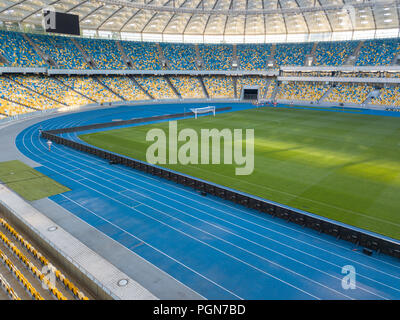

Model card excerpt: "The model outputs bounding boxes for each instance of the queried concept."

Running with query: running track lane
[15,103,400,300]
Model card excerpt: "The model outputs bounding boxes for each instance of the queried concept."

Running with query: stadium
[0,0,399,302]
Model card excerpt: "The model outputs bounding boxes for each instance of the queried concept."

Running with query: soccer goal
[190,106,216,119]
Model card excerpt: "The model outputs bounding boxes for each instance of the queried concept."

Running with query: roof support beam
[96,6,124,30]
[92,0,399,16]
[20,0,61,23]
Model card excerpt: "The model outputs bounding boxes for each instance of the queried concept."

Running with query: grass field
[0,160,70,201]
[79,107,400,240]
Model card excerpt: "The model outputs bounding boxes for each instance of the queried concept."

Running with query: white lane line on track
[42,117,400,295]
[26,122,322,300]
[24,111,396,298]
[25,125,242,300]
[48,116,400,285]
[62,121,400,274]
[54,126,400,289]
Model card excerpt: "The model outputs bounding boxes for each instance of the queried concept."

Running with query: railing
[3,65,400,75]
[0,218,88,300]
[0,199,119,300]
[0,272,20,300]
[278,76,400,84]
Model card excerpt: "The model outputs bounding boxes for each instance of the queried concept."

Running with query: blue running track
[16,102,400,300]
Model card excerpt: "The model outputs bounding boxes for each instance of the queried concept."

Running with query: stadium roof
[0,0,399,43]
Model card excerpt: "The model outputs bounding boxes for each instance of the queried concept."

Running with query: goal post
[190,106,216,119]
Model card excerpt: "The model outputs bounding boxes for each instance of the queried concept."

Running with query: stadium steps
[232,44,238,69]
[363,88,380,104]
[198,76,209,98]
[156,43,170,69]
[164,76,181,99]
[267,44,276,67]
[23,34,57,68]
[130,76,154,100]
[318,85,334,102]
[0,95,40,112]
[8,75,68,107]
[116,40,134,69]
[263,79,272,100]
[0,53,10,66]
[55,77,98,104]
[390,53,400,65]
[194,44,205,70]
[271,81,281,101]
[94,76,125,101]
[233,77,238,99]
[305,42,318,66]
[344,40,364,65]
[270,44,276,57]
[71,38,97,69]
[311,42,318,55]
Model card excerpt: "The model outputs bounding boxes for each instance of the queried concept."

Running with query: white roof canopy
[0,0,399,42]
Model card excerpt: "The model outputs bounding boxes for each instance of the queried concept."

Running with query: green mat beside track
[0,160,70,201]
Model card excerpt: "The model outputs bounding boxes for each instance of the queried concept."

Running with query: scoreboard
[43,11,80,36]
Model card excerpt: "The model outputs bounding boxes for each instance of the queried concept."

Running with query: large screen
[243,89,259,100]
[43,11,80,36]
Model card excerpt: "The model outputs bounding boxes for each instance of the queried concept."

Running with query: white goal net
[190,106,216,119]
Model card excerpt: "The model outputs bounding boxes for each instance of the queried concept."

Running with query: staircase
[95,77,125,101]
[1,96,40,111]
[6,75,67,106]
[266,44,276,68]
[344,41,364,66]
[311,42,318,56]
[22,34,58,68]
[232,44,238,69]
[198,76,209,98]
[271,81,281,101]
[156,43,170,69]
[363,88,381,104]
[54,77,97,104]
[0,53,10,66]
[263,79,272,100]
[305,42,318,66]
[194,44,205,70]
[71,38,97,69]
[233,77,238,99]
[390,54,400,65]
[129,76,154,100]
[164,76,181,99]
[116,40,133,69]
[318,85,333,103]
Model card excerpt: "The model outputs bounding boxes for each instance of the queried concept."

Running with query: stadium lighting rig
[92,0,399,16]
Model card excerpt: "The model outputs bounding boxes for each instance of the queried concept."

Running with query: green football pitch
[79,107,400,240]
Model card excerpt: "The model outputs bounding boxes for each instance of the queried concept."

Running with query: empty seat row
[0,218,88,300]
[0,231,67,300]
[1,29,400,69]
[0,248,43,300]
